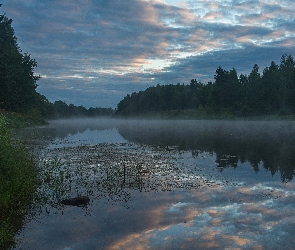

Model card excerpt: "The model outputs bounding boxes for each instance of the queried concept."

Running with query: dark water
[14,119,295,249]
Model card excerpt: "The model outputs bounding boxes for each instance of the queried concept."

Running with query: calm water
[14,118,295,249]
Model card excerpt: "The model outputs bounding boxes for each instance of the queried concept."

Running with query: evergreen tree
[261,61,279,113]
[279,54,295,113]
[212,67,239,111]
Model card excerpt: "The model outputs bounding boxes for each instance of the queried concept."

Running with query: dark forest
[116,55,295,118]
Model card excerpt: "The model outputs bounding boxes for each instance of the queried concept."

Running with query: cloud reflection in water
[14,119,295,249]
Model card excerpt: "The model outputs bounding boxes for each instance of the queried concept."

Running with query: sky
[1,0,295,108]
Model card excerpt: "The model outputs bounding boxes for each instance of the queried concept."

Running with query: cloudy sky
[1,0,295,108]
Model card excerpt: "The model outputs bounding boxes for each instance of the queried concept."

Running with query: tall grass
[0,115,38,248]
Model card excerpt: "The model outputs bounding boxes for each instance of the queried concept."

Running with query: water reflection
[14,118,126,148]
[14,118,295,249]
[16,119,295,182]
[118,120,295,182]
[35,142,229,215]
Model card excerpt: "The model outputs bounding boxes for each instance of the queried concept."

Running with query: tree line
[116,54,295,117]
[52,101,114,118]
[0,7,113,119]
[2,4,295,119]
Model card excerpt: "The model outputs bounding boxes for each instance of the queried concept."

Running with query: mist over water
[31,118,295,181]
[118,119,295,182]
[14,118,295,249]
[17,117,295,183]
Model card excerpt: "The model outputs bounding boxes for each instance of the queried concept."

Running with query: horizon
[1,0,295,108]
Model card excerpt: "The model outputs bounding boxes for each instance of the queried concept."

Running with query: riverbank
[0,113,41,249]
[0,110,48,128]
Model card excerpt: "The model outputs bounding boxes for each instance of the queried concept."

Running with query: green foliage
[0,110,48,128]
[25,108,49,126]
[0,217,14,248]
[0,115,38,247]
[116,55,295,118]
[0,6,53,116]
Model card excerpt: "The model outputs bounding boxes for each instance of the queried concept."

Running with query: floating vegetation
[34,142,242,214]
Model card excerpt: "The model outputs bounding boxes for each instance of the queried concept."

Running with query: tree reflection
[118,120,295,182]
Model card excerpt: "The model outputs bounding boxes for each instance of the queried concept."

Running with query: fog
[46,118,295,149]
[18,117,295,182]
[46,117,295,139]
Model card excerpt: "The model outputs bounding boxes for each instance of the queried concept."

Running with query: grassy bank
[0,114,39,248]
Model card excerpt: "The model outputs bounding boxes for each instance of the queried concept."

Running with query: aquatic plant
[33,141,235,216]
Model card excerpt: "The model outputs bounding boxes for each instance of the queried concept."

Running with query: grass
[0,114,39,248]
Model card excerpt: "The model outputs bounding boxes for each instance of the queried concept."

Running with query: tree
[247,64,264,114]
[115,54,295,118]
[261,61,279,113]
[279,54,295,113]
[0,5,44,113]
[212,67,239,111]
[53,101,69,117]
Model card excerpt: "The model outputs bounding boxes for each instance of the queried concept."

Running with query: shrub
[0,115,38,248]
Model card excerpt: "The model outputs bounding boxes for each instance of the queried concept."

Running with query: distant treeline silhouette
[2,5,295,119]
[52,100,114,118]
[1,8,113,118]
[116,54,295,117]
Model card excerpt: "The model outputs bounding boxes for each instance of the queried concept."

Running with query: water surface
[14,118,295,249]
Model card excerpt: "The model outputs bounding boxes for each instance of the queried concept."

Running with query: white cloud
[1,0,294,107]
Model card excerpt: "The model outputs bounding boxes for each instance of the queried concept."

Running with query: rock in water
[60,196,90,207]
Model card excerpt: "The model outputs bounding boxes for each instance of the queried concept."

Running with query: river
[13,118,295,249]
